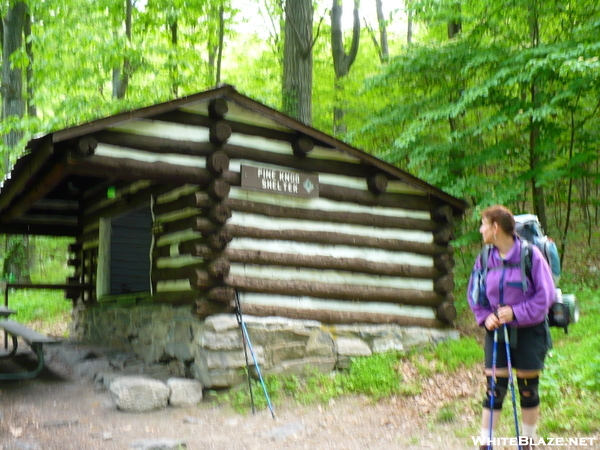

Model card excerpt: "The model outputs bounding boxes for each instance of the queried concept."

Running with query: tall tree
[112,0,133,99]
[283,0,314,125]
[364,0,389,63]
[1,0,27,165]
[526,0,548,230]
[331,0,360,136]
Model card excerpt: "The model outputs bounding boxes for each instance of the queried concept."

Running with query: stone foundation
[71,303,459,389]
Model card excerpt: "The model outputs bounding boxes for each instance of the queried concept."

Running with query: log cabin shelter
[0,84,468,330]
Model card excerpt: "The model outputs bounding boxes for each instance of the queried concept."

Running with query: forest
[1,0,599,289]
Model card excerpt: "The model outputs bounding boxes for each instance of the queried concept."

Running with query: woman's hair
[481,205,515,235]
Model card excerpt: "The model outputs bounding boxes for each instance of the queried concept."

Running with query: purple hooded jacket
[468,236,556,328]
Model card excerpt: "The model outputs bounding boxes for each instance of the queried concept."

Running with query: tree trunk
[24,11,36,117]
[1,0,27,161]
[528,0,548,230]
[375,0,388,61]
[207,2,225,86]
[447,1,464,178]
[283,0,313,125]
[170,19,179,97]
[112,0,132,99]
[331,0,360,136]
[216,3,224,85]
[406,0,413,44]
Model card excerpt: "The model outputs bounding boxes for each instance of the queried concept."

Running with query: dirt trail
[0,343,596,450]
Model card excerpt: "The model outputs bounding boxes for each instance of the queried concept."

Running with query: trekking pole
[234,290,276,419]
[234,294,256,414]
[488,328,498,450]
[503,324,522,450]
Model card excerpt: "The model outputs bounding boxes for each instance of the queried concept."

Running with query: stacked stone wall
[71,303,459,389]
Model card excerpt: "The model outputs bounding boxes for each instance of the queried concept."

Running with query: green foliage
[539,288,600,433]
[429,337,483,372]
[6,289,71,326]
[342,352,401,400]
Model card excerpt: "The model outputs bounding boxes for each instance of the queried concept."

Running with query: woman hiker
[467,205,555,450]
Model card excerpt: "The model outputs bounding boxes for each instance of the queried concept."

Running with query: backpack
[475,215,578,333]
[514,214,561,284]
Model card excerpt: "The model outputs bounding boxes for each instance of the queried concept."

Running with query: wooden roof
[0,85,467,236]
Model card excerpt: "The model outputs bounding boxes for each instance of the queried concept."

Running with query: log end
[207,151,230,174]
[77,137,98,155]
[367,173,388,195]
[209,122,232,145]
[208,179,231,200]
[292,136,315,156]
[208,99,229,119]
[435,300,457,323]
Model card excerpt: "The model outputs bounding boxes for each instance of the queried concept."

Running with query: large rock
[167,378,203,407]
[109,376,169,412]
[130,439,187,450]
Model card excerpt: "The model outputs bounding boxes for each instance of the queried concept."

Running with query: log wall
[68,98,457,326]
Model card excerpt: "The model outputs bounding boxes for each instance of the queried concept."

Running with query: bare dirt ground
[0,342,597,450]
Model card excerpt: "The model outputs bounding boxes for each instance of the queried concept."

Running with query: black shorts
[484,322,551,371]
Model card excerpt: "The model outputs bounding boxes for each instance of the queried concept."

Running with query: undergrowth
[224,289,599,438]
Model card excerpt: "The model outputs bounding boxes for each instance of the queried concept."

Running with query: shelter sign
[241,165,319,198]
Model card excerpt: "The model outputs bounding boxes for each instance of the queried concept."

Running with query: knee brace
[518,377,540,408]
[482,376,508,410]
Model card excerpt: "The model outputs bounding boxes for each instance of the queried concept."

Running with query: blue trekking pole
[503,325,522,450]
[488,328,498,450]
[235,290,275,419]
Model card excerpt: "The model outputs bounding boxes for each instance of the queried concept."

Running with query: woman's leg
[480,367,509,446]
[516,369,542,444]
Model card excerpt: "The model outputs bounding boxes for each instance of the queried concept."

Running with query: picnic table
[0,305,59,381]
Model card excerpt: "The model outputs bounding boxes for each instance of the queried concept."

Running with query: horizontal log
[94,130,216,156]
[227,224,448,256]
[66,154,218,186]
[152,266,197,281]
[227,198,439,231]
[81,184,166,228]
[178,241,214,258]
[225,249,440,279]
[318,184,438,211]
[203,275,445,307]
[155,215,220,235]
[152,110,300,144]
[0,139,54,212]
[226,142,368,175]
[30,199,79,213]
[2,159,69,222]
[435,301,457,323]
[237,303,445,328]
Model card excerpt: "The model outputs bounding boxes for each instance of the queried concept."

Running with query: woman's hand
[497,305,514,324]
[484,312,501,331]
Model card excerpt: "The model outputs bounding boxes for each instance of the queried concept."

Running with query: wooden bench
[0,320,59,380]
